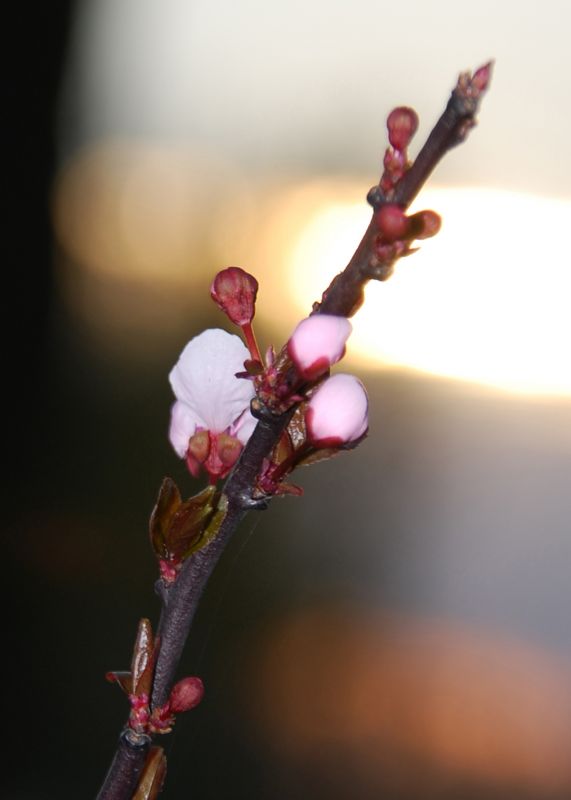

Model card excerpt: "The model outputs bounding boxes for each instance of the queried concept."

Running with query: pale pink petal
[287,315,352,380]
[169,400,202,457]
[306,373,369,445]
[230,407,257,445]
[169,329,255,434]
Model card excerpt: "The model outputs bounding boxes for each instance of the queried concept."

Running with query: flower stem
[241,321,263,364]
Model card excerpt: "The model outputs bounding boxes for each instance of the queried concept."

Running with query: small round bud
[375,204,409,242]
[287,315,352,382]
[306,374,369,447]
[387,107,419,151]
[169,676,204,713]
[211,267,259,327]
[408,209,441,240]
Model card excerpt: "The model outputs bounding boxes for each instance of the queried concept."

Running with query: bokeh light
[256,183,571,395]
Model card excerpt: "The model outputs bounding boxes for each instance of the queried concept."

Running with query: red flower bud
[211,267,259,327]
[386,107,418,151]
[169,676,204,713]
[375,204,409,242]
[471,62,493,94]
[408,209,441,240]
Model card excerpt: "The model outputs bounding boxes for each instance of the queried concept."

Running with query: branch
[96,731,151,800]
[316,62,492,317]
[151,408,291,707]
[95,62,492,799]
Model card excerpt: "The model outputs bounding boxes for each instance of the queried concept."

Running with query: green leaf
[149,478,182,559]
[184,493,229,556]
[165,484,219,562]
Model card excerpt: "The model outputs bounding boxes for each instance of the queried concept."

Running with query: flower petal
[306,373,369,445]
[169,400,202,457]
[169,329,255,434]
[287,315,352,381]
[230,407,257,445]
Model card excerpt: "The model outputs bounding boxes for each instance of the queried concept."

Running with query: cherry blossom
[168,329,256,480]
[287,315,352,381]
[306,373,369,446]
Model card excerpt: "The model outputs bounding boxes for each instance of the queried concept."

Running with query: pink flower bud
[211,267,259,327]
[306,374,369,446]
[287,315,352,381]
[169,676,205,713]
[375,204,409,242]
[471,62,493,93]
[387,107,418,151]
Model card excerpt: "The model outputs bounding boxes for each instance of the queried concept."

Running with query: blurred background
[7,1,571,798]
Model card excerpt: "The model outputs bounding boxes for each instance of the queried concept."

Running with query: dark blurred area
[6,3,571,800]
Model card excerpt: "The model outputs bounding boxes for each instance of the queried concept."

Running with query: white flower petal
[306,373,369,444]
[231,408,258,445]
[287,315,352,379]
[169,329,255,434]
[168,400,202,457]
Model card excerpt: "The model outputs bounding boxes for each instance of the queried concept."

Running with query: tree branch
[95,62,491,799]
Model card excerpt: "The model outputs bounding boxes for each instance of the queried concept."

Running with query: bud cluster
[106,619,204,737]
[167,267,371,499]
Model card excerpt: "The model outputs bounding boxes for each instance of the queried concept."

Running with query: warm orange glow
[51,139,257,355]
[52,139,252,285]
[248,607,571,794]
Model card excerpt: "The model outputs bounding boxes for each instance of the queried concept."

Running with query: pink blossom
[306,374,369,446]
[287,315,352,381]
[168,329,256,478]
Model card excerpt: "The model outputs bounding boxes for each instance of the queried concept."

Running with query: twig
[95,63,491,799]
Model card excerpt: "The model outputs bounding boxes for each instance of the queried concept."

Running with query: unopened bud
[375,204,409,242]
[306,374,369,447]
[211,267,259,327]
[471,62,493,93]
[408,209,441,240]
[287,315,352,381]
[169,676,204,713]
[387,107,418,151]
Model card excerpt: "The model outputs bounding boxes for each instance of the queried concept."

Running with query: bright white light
[284,187,571,396]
